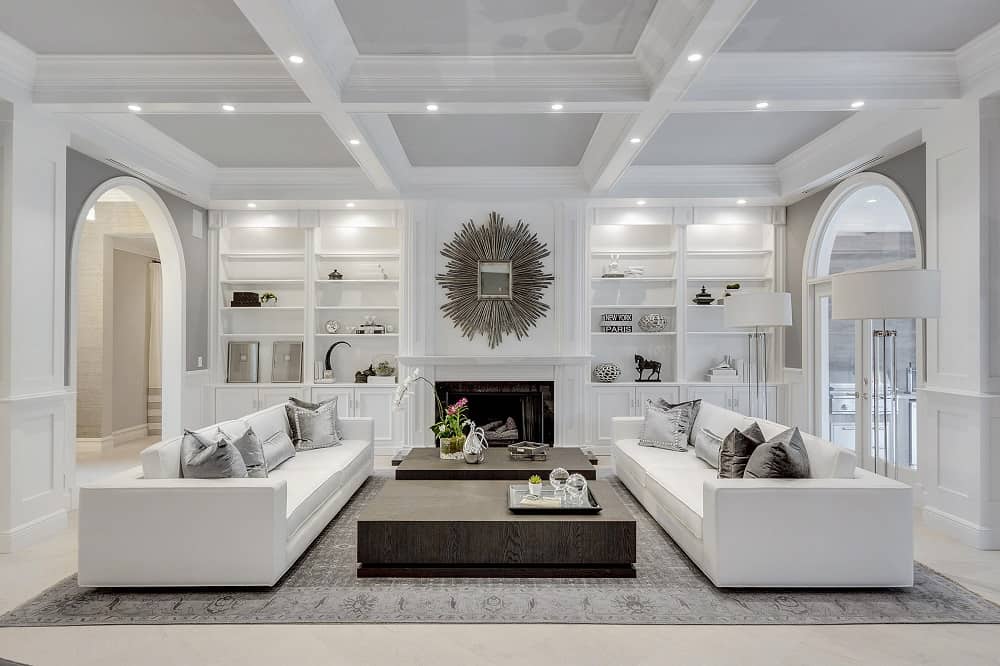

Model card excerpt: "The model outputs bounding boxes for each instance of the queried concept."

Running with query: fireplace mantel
[398,355,590,366]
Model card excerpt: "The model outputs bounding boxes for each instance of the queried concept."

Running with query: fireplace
[435,381,555,446]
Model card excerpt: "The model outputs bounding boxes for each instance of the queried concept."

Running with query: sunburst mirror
[437,211,554,348]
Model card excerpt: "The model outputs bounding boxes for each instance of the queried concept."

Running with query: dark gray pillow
[745,427,811,479]
[718,422,765,479]
[638,400,691,452]
[229,425,266,478]
[180,429,248,479]
[693,427,725,469]
[262,431,296,471]
[288,396,342,438]
[653,398,701,446]
[286,398,341,451]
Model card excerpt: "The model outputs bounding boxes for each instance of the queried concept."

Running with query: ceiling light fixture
[288,55,304,64]
[687,53,703,63]
[346,202,356,208]
[348,138,361,145]
[737,199,748,205]
[629,137,642,144]
[247,202,257,208]
[851,100,865,109]
[866,198,878,204]
[127,104,142,112]
[550,103,564,111]
[221,104,235,112]
[426,103,439,111]
[636,200,647,206]
[755,101,769,110]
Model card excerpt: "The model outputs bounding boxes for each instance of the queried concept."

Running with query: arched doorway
[802,173,923,477]
[69,177,186,447]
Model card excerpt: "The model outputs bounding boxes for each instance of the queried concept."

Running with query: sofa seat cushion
[615,439,712,477]
[269,439,370,536]
[643,465,716,539]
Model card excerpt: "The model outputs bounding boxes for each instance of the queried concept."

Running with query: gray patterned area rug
[4,477,1000,626]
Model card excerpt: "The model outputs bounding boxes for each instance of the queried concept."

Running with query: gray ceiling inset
[335,0,657,55]
[390,114,601,167]
[142,115,358,168]
[633,112,851,166]
[0,0,271,54]
[723,0,1000,52]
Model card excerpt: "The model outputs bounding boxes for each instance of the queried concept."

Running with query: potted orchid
[394,369,473,460]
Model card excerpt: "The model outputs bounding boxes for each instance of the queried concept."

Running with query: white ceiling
[390,113,601,166]
[334,0,657,55]
[142,115,358,168]
[723,0,1000,52]
[634,111,851,165]
[0,0,270,54]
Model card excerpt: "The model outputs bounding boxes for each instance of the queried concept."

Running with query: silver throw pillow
[180,429,249,479]
[652,398,702,446]
[288,396,342,439]
[285,398,341,451]
[718,422,765,479]
[262,431,296,471]
[694,427,725,469]
[229,424,267,478]
[638,400,690,452]
[744,427,811,479]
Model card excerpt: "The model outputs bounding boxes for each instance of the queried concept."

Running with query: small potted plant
[528,474,543,495]
[260,292,278,307]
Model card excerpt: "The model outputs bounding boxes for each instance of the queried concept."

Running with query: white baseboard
[0,509,68,553]
[114,424,150,445]
[923,505,999,550]
[76,436,114,454]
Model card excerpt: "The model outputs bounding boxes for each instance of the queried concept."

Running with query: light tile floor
[1,449,999,666]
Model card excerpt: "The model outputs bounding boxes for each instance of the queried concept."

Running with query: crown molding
[210,167,377,201]
[613,165,781,200]
[0,30,36,99]
[33,55,306,103]
[403,167,587,198]
[956,21,1000,97]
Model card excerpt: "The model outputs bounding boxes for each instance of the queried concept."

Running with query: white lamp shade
[724,292,792,329]
[831,269,940,320]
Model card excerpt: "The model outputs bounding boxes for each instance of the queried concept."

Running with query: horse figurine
[635,354,662,382]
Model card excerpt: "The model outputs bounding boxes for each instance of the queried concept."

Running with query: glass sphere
[549,467,570,494]
[565,473,589,505]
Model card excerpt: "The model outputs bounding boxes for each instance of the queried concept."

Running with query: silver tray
[507,485,602,514]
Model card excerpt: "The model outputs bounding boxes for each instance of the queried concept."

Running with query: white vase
[528,481,543,495]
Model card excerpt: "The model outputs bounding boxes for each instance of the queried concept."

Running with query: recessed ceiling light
[866,198,878,204]
[348,138,361,145]
[550,103,564,111]
[629,137,642,144]
[851,100,865,109]
[221,104,235,112]
[247,202,257,208]
[127,104,142,112]
[687,53,703,63]
[755,101,769,110]
[346,202,356,208]
[636,200,647,206]
[288,55,304,65]
[425,103,439,111]
[737,199,748,205]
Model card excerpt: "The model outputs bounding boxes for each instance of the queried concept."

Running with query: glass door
[814,283,862,457]
[866,317,919,477]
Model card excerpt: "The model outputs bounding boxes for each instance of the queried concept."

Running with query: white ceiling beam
[350,113,413,188]
[210,167,377,202]
[0,30,36,101]
[584,0,759,194]
[613,164,781,201]
[403,167,588,199]
[957,21,1000,98]
[232,0,398,194]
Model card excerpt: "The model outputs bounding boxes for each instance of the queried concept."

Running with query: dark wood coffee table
[394,446,597,480]
[357,480,636,578]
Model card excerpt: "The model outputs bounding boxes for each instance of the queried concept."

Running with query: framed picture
[271,341,303,383]
[226,341,259,383]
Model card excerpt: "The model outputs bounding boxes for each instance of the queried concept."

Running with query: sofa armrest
[701,475,913,587]
[78,468,288,587]
[612,417,644,442]
[339,416,374,443]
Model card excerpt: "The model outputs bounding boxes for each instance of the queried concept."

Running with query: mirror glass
[478,261,512,299]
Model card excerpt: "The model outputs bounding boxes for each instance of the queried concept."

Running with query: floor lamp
[724,292,792,420]
[831,269,940,478]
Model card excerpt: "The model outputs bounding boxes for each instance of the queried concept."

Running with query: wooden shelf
[316,306,399,310]
[221,306,303,311]
[687,276,773,282]
[221,333,304,338]
[592,304,675,309]
[687,250,771,257]
[221,279,304,285]
[592,332,677,337]
[591,249,676,257]
[687,303,725,308]
[317,279,399,284]
[221,252,304,260]
[316,251,400,259]
[592,276,676,282]
[688,331,748,336]
[314,333,399,339]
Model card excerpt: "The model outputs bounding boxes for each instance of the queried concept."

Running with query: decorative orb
[565,473,589,505]
[593,362,622,383]
[639,313,667,332]
[549,467,570,493]
[324,320,340,333]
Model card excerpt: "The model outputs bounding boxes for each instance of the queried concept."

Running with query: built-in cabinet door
[731,386,778,420]
[310,387,354,417]
[636,385,681,409]
[685,386,734,411]
[590,387,635,446]
[259,387,304,410]
[355,388,396,444]
[214,387,258,422]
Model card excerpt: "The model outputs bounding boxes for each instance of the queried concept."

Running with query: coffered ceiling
[2,0,999,204]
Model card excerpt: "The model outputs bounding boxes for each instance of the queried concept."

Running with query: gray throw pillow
[228,425,267,478]
[180,429,248,479]
[638,400,691,452]
[288,396,342,438]
[286,398,341,451]
[694,427,725,469]
[745,427,811,479]
[652,398,702,446]
[718,422,765,479]
[262,431,296,471]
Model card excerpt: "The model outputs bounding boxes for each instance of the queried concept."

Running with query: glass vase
[439,435,465,460]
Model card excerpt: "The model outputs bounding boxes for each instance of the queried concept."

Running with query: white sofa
[612,402,913,588]
[78,404,374,587]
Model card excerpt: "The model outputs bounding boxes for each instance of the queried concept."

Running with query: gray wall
[65,148,208,372]
[112,249,151,431]
[784,144,927,368]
